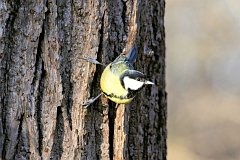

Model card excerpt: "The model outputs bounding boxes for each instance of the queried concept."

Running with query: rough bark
[0,0,166,160]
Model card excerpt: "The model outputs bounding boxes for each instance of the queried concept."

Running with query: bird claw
[82,93,103,108]
[83,97,96,108]
[81,57,106,66]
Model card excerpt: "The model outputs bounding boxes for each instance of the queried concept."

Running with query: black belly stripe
[102,91,136,99]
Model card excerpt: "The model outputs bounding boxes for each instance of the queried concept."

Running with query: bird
[82,45,154,107]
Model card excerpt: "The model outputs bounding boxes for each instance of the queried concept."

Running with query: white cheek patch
[123,76,144,90]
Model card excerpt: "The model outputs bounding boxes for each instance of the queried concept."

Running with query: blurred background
[166,0,240,160]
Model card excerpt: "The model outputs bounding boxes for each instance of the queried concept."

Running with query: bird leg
[83,93,103,108]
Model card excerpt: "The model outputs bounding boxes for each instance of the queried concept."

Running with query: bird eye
[136,77,140,81]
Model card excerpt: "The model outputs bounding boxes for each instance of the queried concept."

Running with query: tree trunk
[0,0,166,159]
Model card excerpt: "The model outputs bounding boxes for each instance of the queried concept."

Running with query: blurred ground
[166,0,240,160]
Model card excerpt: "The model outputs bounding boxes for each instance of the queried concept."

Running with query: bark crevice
[57,0,74,131]
[32,15,46,156]
[121,0,127,33]
[13,114,24,159]
[35,59,45,156]
[50,106,64,159]
[108,105,116,160]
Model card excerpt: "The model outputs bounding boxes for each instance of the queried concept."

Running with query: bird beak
[145,80,155,85]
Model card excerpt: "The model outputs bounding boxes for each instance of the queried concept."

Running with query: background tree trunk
[0,0,166,159]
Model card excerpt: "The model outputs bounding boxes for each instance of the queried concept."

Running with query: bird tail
[126,45,137,63]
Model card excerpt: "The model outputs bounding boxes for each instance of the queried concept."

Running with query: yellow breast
[100,64,134,104]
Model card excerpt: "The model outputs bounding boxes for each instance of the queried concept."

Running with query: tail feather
[126,45,137,63]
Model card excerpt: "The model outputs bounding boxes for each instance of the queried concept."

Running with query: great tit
[100,47,154,104]
[83,46,154,107]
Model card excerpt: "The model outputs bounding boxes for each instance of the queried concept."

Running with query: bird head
[120,70,154,91]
